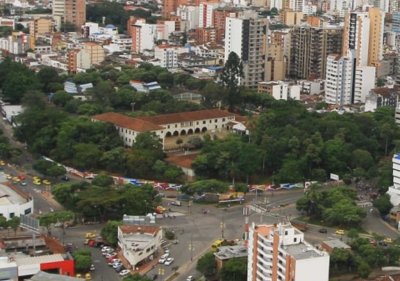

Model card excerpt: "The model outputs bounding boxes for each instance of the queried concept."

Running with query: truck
[290,220,308,231]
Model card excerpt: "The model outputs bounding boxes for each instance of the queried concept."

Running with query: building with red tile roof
[92,109,247,148]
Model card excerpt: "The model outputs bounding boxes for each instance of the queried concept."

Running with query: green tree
[47,165,67,178]
[357,261,371,278]
[74,255,92,273]
[52,90,73,107]
[38,213,56,233]
[373,194,393,215]
[123,274,152,281]
[330,248,353,271]
[347,228,359,241]
[32,159,53,177]
[72,143,103,170]
[92,174,114,187]
[22,90,48,110]
[196,252,216,277]
[376,78,385,87]
[219,258,247,281]
[37,67,60,93]
[220,51,243,112]
[100,147,129,173]
[350,149,374,170]
[76,103,102,115]
[53,211,74,234]
[101,220,122,244]
[86,81,118,107]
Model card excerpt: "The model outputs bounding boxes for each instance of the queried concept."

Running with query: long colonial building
[92,109,246,148]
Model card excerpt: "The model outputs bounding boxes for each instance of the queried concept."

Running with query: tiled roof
[372,85,400,98]
[119,225,160,235]
[137,109,244,125]
[92,112,164,132]
[165,154,198,169]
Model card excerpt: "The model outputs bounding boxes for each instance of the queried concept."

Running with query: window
[9,213,14,218]
[285,231,288,235]
[294,238,297,242]
[209,120,212,123]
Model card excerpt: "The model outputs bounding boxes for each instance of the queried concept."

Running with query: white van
[171,201,182,206]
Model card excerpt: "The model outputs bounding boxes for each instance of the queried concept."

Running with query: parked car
[171,201,182,206]
[61,175,70,181]
[119,270,130,276]
[17,174,25,180]
[164,258,174,265]
[161,253,169,258]
[113,263,122,269]
[90,264,95,271]
[150,274,158,280]
[319,228,327,234]
[158,257,166,264]
[187,276,195,281]
[20,181,27,186]
[115,265,125,272]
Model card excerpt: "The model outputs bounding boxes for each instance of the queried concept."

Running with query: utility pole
[189,233,194,261]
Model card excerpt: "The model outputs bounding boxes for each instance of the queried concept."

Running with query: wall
[40,260,75,277]
[0,200,33,220]
[294,254,329,281]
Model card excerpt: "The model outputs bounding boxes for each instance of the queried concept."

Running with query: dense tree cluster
[296,185,367,227]
[51,180,160,221]
[330,235,400,278]
[87,1,161,32]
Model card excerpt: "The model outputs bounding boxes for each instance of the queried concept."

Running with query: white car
[187,276,195,281]
[113,263,122,269]
[164,258,174,265]
[164,249,170,254]
[159,257,166,264]
[162,253,169,258]
[119,270,130,276]
[102,247,112,253]
[105,253,117,258]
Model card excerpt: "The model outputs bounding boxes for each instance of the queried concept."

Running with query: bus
[211,239,224,252]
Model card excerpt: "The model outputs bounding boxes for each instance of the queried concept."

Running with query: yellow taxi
[384,238,393,244]
[43,180,51,185]
[85,273,91,280]
[33,180,41,186]
[85,233,96,239]
[335,229,345,235]
[0,161,6,166]
[12,177,20,183]
[5,174,12,180]
[33,176,40,181]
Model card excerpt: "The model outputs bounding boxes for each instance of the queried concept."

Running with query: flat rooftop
[285,242,327,260]
[14,253,65,266]
[214,244,248,260]
[323,239,351,249]
[0,176,28,206]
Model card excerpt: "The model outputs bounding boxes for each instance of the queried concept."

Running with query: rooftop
[214,244,248,260]
[0,177,28,206]
[322,239,351,250]
[27,270,82,281]
[119,225,160,235]
[92,112,164,132]
[14,253,65,266]
[285,242,326,260]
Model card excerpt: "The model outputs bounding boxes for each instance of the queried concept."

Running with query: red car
[18,174,25,180]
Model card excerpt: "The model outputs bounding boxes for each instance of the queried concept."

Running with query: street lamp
[220,213,226,239]
[189,233,194,261]
[158,267,164,281]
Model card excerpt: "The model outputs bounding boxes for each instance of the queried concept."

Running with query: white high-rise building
[225,13,268,89]
[270,0,283,9]
[154,44,189,69]
[247,222,330,281]
[199,2,218,28]
[290,0,305,11]
[342,8,384,66]
[325,50,376,105]
[177,5,200,29]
